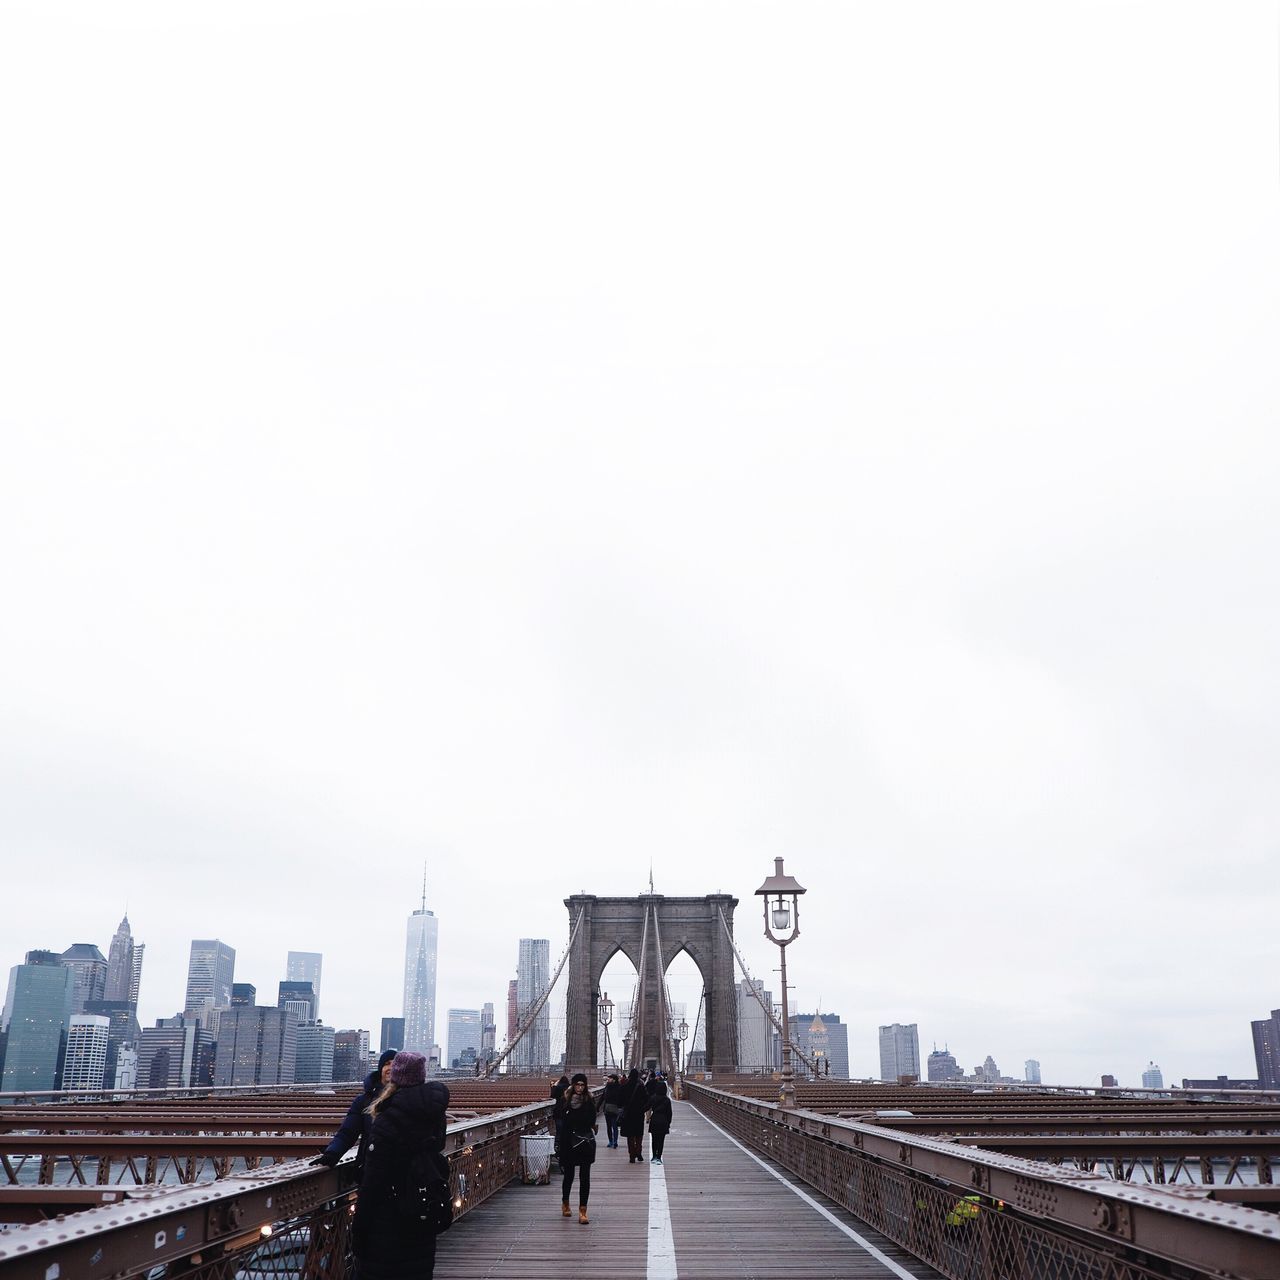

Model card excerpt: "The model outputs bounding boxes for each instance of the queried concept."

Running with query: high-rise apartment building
[736,979,774,1071]
[448,1008,482,1069]
[59,944,107,1013]
[1252,1010,1280,1090]
[506,980,518,1048]
[333,1030,369,1082]
[62,1015,111,1090]
[878,1023,921,1082]
[214,1006,296,1086]
[185,940,236,1014]
[402,900,438,1057]
[514,939,551,1071]
[1142,1062,1164,1089]
[294,1022,336,1084]
[1,951,75,1093]
[928,1045,962,1082]
[1025,1058,1042,1084]
[278,981,317,1022]
[380,1017,405,1054]
[286,952,323,1018]
[137,1019,216,1089]
[792,1013,850,1079]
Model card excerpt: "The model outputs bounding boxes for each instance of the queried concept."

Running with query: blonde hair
[365,1081,398,1118]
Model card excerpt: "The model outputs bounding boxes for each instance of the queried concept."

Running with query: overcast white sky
[2,1,1278,1089]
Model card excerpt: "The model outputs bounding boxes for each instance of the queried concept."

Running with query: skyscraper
[1,953,75,1093]
[507,980,518,1049]
[480,1002,496,1066]
[59,944,107,1013]
[1142,1062,1164,1090]
[138,1019,216,1089]
[448,1008,482,1068]
[294,1022,336,1084]
[333,1030,369,1082]
[514,939,550,1071]
[402,894,438,1057]
[380,1017,405,1055]
[278,981,317,1022]
[792,1012,850,1079]
[104,914,139,1005]
[214,1006,297,1086]
[878,1023,921,1082]
[184,940,236,1014]
[1252,1011,1280,1090]
[1025,1058,1042,1084]
[286,952,323,1018]
[928,1045,962,1081]
[62,1015,111,1090]
[736,979,774,1071]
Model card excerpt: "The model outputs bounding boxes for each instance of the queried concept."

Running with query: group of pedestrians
[600,1066,672,1163]
[315,1048,450,1280]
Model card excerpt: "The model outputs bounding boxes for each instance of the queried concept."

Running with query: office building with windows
[62,1015,111,1090]
[185,940,236,1014]
[1,951,75,1093]
[403,901,438,1057]
[286,952,323,1018]
[514,939,550,1071]
[878,1022,921,1082]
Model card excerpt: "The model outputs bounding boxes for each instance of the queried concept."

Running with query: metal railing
[0,1099,560,1279]
[687,1080,1280,1280]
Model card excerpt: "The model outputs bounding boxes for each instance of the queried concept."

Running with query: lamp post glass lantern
[755,857,805,1108]
[598,991,614,1069]
[678,1017,689,1075]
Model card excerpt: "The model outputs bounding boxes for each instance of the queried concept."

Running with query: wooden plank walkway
[435,1101,941,1279]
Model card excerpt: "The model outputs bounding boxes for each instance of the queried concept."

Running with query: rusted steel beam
[954,1134,1280,1156]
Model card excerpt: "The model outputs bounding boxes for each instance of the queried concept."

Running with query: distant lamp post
[756,857,805,1109]
[598,991,614,1068]
[678,1017,689,1076]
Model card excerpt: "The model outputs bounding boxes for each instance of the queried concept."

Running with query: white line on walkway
[695,1108,919,1280]
[646,1141,678,1280]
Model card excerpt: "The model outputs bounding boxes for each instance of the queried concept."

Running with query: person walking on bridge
[554,1072,597,1224]
[601,1072,624,1148]
[352,1051,451,1280]
[648,1078,673,1165]
[620,1066,650,1163]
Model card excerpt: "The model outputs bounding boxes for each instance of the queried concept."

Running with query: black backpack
[395,1148,454,1234]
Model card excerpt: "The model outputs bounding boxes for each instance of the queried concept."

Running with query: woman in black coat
[619,1067,651,1163]
[353,1052,451,1280]
[648,1079,673,1164]
[554,1072,597,1223]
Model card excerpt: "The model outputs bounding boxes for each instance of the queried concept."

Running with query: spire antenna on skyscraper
[421,861,427,912]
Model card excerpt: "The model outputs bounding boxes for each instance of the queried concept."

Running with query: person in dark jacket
[315,1049,397,1173]
[619,1067,650,1163]
[554,1072,597,1223]
[648,1079,673,1164]
[352,1051,451,1280]
[601,1073,624,1148]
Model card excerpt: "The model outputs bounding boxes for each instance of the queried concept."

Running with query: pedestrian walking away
[313,1048,397,1175]
[352,1051,451,1280]
[554,1072,598,1223]
[601,1072,624,1148]
[648,1078,672,1164]
[620,1066,651,1163]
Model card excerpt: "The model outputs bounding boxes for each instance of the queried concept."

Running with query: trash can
[520,1134,553,1185]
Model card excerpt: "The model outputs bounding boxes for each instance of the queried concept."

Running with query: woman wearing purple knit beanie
[352,1051,450,1279]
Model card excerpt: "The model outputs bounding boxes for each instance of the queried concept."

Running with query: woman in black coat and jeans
[619,1067,651,1163]
[353,1052,451,1280]
[554,1072,597,1224]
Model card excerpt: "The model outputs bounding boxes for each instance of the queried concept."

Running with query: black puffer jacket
[353,1081,451,1280]
[320,1069,382,1171]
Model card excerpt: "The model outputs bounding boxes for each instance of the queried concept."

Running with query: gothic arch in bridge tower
[564,893,739,1074]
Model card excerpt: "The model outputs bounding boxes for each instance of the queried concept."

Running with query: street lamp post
[598,991,614,1070]
[755,857,805,1109]
[678,1017,689,1077]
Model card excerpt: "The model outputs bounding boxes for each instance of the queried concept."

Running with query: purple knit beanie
[389,1051,426,1086]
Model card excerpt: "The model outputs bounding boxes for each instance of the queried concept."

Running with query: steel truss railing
[687,1081,1280,1280]
[0,1099,559,1280]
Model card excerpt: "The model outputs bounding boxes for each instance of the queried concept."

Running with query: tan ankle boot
[578,1205,589,1224]
[561,1200,571,1217]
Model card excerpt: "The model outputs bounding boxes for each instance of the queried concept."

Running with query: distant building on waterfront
[1,951,74,1093]
[1100,1073,1118,1088]
[1025,1058,1041,1084]
[333,1029,369,1082]
[286,952,323,1018]
[736,979,775,1071]
[448,1008,482,1069]
[62,1015,110,1090]
[403,895,438,1057]
[1141,1062,1164,1089]
[879,1023,920,1082]
[278,981,317,1022]
[380,1017,405,1055]
[927,1045,962,1082]
[1251,1010,1280,1090]
[137,1019,216,1089]
[294,1022,336,1084]
[59,944,107,1013]
[514,939,551,1070]
[1182,1076,1260,1091]
[792,1013,849,1079]
[978,1055,1001,1083]
[214,1005,296,1086]
[104,914,143,1007]
[185,940,236,1014]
